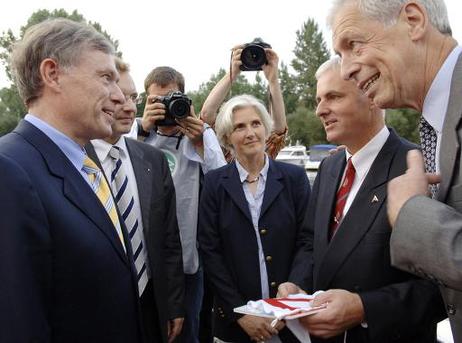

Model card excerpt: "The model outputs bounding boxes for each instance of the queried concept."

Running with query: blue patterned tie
[419,116,438,198]
[109,146,148,295]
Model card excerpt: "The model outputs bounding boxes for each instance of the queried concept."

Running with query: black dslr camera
[155,91,192,126]
[240,38,272,71]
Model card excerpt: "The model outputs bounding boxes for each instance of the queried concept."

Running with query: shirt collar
[423,45,462,133]
[25,114,86,171]
[91,136,127,163]
[235,154,269,183]
[346,126,389,179]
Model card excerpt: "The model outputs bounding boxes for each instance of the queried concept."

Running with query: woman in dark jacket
[199,94,311,343]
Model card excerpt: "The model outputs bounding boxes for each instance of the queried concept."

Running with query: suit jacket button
[266,255,272,262]
[447,304,457,315]
[260,228,267,235]
[270,281,277,288]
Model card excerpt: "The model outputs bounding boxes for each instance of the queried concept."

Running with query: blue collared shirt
[24,114,90,184]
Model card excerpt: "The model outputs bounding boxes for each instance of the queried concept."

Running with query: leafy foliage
[188,68,269,114]
[287,107,326,147]
[291,19,330,109]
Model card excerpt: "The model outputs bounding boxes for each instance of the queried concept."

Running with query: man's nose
[112,84,125,104]
[316,101,329,117]
[341,56,359,81]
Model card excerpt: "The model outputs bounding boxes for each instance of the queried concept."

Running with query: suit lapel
[316,130,400,289]
[15,122,129,265]
[124,138,153,234]
[438,54,462,201]
[222,162,253,223]
[260,160,283,217]
[313,153,345,285]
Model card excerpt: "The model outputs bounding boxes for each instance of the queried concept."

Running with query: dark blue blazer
[0,120,143,343]
[199,158,311,342]
[308,130,445,343]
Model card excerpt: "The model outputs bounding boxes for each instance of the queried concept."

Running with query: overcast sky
[1,0,462,93]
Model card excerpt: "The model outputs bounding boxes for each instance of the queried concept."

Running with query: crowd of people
[1,0,461,342]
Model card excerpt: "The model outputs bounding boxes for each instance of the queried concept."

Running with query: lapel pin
[147,168,151,172]
[371,195,379,203]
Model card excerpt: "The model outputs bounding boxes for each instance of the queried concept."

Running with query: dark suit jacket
[391,52,462,341]
[308,129,445,343]
[199,159,311,342]
[0,120,143,343]
[87,137,185,343]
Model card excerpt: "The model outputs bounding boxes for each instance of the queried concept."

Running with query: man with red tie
[278,56,445,343]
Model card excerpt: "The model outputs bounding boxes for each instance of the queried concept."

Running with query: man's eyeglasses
[124,94,143,105]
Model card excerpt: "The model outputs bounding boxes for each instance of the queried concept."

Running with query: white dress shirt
[341,126,390,219]
[422,45,462,172]
[91,137,150,277]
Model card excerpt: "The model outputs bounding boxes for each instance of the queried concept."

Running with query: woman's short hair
[10,18,114,106]
[215,94,273,149]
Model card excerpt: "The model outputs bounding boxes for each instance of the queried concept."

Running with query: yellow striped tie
[82,156,125,249]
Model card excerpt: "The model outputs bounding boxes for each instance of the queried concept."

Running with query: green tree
[0,9,121,135]
[188,69,227,113]
[385,108,420,143]
[188,68,268,114]
[279,62,298,115]
[287,106,326,147]
[291,18,330,109]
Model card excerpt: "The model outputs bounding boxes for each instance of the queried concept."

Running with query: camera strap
[156,130,184,150]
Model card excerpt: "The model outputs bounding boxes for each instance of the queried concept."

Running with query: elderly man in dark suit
[279,57,444,343]
[0,19,143,342]
[329,0,462,340]
[86,58,184,343]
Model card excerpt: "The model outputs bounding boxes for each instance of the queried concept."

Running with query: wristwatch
[136,118,151,138]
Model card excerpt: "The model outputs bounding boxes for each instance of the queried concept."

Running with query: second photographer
[136,66,226,343]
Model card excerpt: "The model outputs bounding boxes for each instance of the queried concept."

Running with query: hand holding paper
[299,289,365,339]
[237,315,283,341]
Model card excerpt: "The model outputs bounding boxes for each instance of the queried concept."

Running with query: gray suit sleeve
[390,195,462,291]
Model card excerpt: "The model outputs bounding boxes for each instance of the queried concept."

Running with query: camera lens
[241,45,266,70]
[169,99,190,119]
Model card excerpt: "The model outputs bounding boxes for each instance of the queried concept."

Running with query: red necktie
[330,158,356,240]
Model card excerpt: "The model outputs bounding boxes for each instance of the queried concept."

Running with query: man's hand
[262,49,279,84]
[299,289,364,339]
[277,282,306,297]
[167,317,184,343]
[387,150,441,226]
[237,314,284,342]
[177,107,204,144]
[141,95,166,132]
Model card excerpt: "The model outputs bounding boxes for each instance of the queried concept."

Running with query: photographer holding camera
[136,66,226,343]
[200,39,287,160]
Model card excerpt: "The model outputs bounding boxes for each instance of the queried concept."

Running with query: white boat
[275,145,308,168]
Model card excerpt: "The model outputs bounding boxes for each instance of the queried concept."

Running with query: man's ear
[400,1,428,41]
[39,58,62,92]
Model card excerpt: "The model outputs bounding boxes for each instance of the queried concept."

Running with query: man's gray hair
[11,18,115,106]
[215,94,273,150]
[315,56,342,80]
[327,0,451,35]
